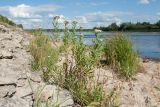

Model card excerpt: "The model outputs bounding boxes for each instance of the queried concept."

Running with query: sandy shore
[94,58,160,107]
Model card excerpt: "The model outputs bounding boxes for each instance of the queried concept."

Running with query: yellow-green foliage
[61,21,115,106]
[0,15,23,28]
[29,30,59,81]
[63,34,109,106]
[105,33,138,78]
[30,17,119,107]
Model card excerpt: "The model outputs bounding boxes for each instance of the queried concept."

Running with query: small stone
[0,85,16,98]
[0,50,13,59]
[30,72,41,83]
[1,45,5,48]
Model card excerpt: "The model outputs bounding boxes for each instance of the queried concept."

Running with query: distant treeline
[26,28,93,32]
[0,15,23,29]
[94,21,160,32]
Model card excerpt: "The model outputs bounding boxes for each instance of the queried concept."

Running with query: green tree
[108,23,119,31]
[0,14,23,28]
[156,20,160,28]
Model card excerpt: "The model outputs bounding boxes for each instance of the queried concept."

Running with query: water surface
[45,31,160,59]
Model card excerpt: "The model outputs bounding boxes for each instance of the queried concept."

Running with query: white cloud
[138,0,156,4]
[63,11,129,28]
[13,18,44,28]
[9,4,31,18]
[132,14,159,23]
[114,17,122,25]
[28,19,42,22]
[157,12,160,16]
[75,1,108,7]
[0,6,9,12]
[48,11,126,28]
[48,14,55,18]
[93,17,122,27]
[74,16,88,24]
[13,19,31,28]
[48,14,68,23]
[139,0,150,4]
[32,4,61,13]
[58,15,67,23]
[86,11,133,22]
[0,4,61,28]
[0,4,61,18]
[90,2,108,6]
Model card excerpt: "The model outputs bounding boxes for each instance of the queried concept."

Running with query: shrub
[0,15,23,28]
[105,33,138,78]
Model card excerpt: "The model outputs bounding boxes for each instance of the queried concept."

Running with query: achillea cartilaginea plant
[30,16,119,107]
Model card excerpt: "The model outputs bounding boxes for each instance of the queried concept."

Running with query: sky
[0,0,160,29]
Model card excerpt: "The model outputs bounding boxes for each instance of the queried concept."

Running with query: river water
[45,31,160,59]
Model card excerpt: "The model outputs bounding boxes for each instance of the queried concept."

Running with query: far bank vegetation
[0,15,23,28]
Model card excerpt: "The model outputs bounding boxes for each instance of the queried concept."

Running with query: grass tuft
[29,29,59,81]
[104,33,138,78]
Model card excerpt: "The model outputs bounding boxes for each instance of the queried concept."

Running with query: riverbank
[0,24,73,107]
[0,24,160,107]
[39,30,160,59]
[96,58,160,107]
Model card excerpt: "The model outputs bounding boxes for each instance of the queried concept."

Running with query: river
[44,31,160,59]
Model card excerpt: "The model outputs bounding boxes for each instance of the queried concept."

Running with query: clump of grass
[104,33,138,78]
[29,29,59,81]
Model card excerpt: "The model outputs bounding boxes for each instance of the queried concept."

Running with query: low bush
[0,15,23,28]
[104,33,138,78]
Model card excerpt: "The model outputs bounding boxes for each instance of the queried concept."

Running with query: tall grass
[29,29,59,81]
[30,16,119,107]
[104,33,138,78]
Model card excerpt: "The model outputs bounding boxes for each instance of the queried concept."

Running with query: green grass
[29,30,59,81]
[58,21,118,106]
[0,15,23,28]
[104,33,138,79]
[29,16,120,107]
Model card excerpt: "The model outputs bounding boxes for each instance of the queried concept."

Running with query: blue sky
[0,0,160,29]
